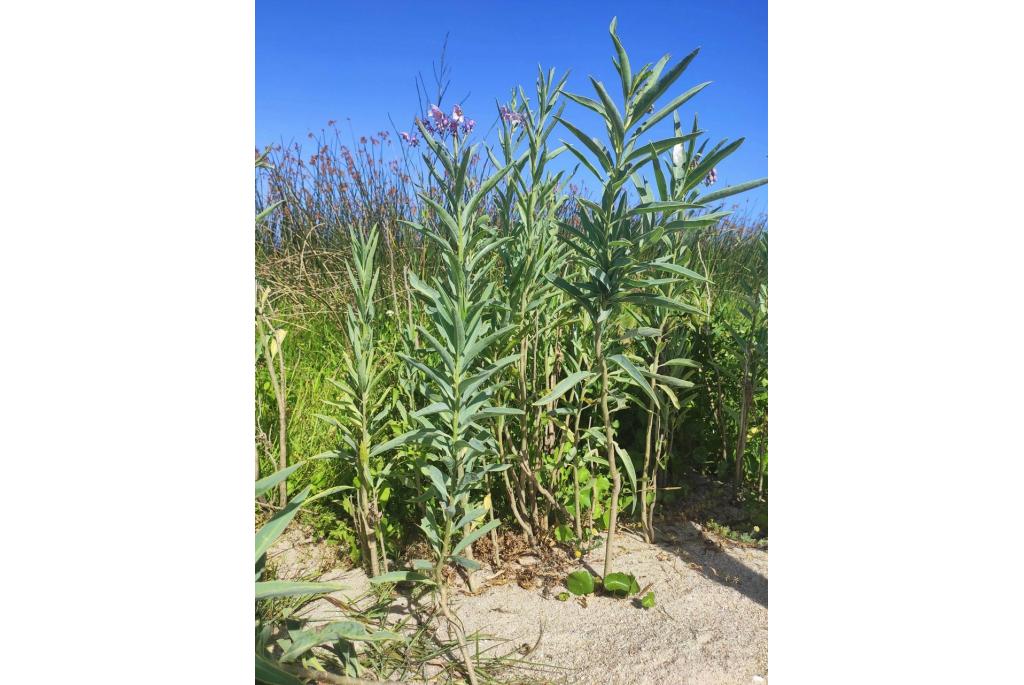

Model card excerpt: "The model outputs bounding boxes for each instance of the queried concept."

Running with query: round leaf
[566,570,595,596]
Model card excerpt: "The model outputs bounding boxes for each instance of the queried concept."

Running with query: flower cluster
[499,105,525,126]
[399,131,420,147]
[687,153,718,186]
[421,103,476,138]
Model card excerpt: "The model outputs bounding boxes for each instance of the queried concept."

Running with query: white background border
[3,1,1023,682]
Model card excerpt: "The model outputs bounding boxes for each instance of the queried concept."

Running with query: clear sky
[257,0,767,214]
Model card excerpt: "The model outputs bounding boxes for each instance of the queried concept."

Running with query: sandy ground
[453,520,767,685]
[268,519,767,684]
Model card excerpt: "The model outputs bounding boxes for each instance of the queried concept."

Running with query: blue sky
[257,0,767,214]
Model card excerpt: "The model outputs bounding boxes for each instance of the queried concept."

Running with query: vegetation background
[252,14,769,681]
[254,37,769,565]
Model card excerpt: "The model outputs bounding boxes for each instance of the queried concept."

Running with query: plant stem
[597,327,619,579]
[640,397,654,543]
[261,317,289,507]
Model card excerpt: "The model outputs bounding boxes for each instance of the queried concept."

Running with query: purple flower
[499,105,525,126]
[704,168,718,186]
[449,105,475,136]
[399,131,420,147]
[421,103,474,138]
[423,104,450,135]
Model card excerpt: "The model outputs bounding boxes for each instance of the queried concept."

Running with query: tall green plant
[376,119,521,685]
[626,110,766,538]
[318,228,403,577]
[548,18,739,577]
[487,68,589,542]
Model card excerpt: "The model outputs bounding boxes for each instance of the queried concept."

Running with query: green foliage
[640,591,656,609]
[255,26,767,673]
[566,570,596,596]
[603,572,641,596]
[398,121,523,586]
[554,523,575,543]
[706,518,768,547]
[255,462,406,684]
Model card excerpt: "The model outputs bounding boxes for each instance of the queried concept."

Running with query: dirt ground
[268,517,768,685]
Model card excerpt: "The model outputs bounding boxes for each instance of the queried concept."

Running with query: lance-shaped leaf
[562,141,604,181]
[684,138,746,193]
[641,370,696,389]
[549,275,598,321]
[398,353,449,395]
[590,77,625,146]
[459,353,520,398]
[622,326,662,340]
[615,441,638,505]
[623,132,703,166]
[255,485,311,563]
[618,294,705,316]
[462,323,515,368]
[563,91,606,118]
[629,200,705,216]
[412,401,449,419]
[633,81,711,136]
[369,427,438,458]
[468,406,526,422]
[534,370,595,405]
[451,518,501,557]
[609,17,632,99]
[647,260,709,283]
[301,484,355,509]
[369,570,434,584]
[664,210,732,230]
[660,384,681,409]
[695,177,767,205]
[279,622,402,662]
[255,463,302,498]
[255,580,346,600]
[631,47,700,123]
[418,327,456,374]
[462,159,515,225]
[608,354,659,406]
[421,464,449,502]
[555,116,613,172]
[452,555,482,570]
[663,358,700,369]
[456,507,489,530]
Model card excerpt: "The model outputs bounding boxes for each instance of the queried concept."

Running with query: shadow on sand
[575,516,767,608]
[654,518,767,608]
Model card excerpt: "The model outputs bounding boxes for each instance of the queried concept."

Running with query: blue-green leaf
[451,518,501,557]
[608,354,658,407]
[369,570,434,585]
[255,485,311,563]
[534,370,595,405]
